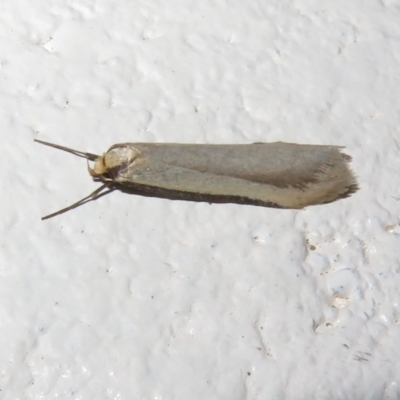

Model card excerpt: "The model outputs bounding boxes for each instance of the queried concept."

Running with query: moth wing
[119,143,357,208]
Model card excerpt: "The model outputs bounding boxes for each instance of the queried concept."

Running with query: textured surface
[1,0,400,399]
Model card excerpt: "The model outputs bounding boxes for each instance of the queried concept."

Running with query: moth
[35,139,358,220]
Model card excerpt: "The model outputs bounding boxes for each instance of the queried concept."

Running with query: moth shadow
[115,183,283,208]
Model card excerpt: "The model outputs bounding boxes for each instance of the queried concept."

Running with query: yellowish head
[89,145,141,180]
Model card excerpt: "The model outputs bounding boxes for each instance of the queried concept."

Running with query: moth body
[34,140,358,219]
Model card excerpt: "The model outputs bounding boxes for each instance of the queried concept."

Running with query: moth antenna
[42,183,114,220]
[34,139,100,161]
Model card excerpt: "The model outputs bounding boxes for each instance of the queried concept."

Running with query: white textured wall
[1,0,400,399]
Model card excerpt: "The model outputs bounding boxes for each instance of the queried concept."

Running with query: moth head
[89,144,141,179]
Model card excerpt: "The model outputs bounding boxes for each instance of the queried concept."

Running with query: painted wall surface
[1,0,399,399]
